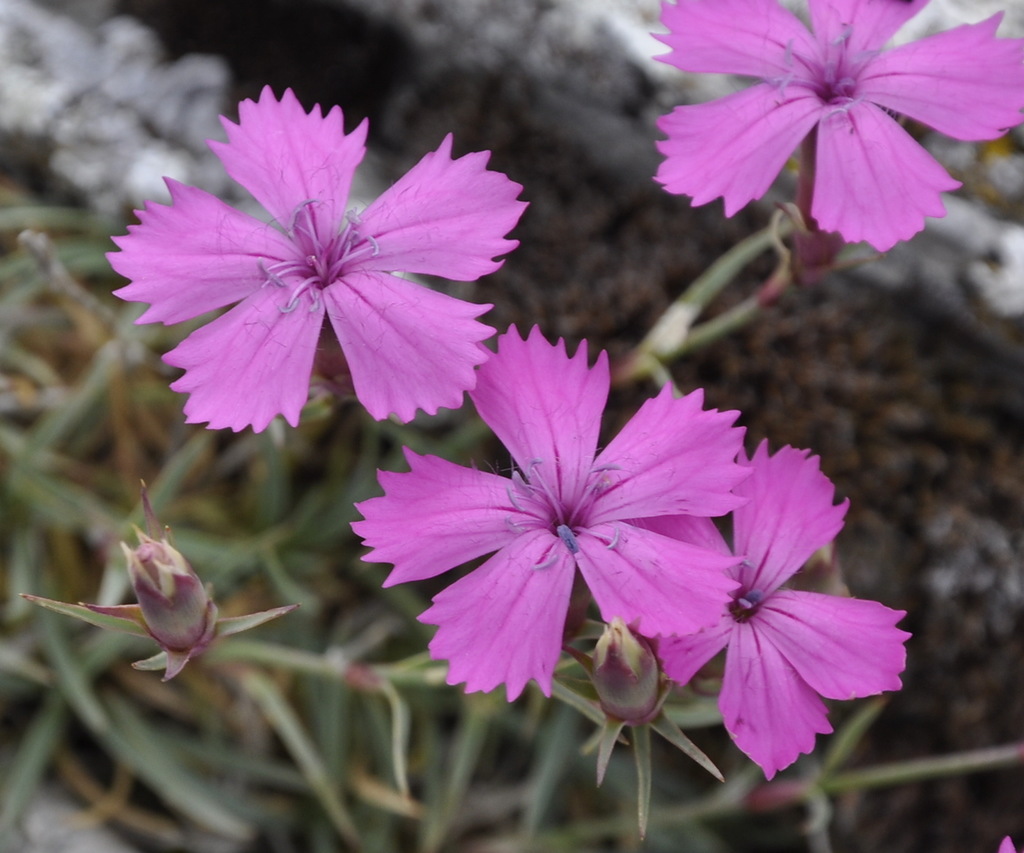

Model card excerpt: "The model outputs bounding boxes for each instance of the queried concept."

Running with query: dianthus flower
[353,326,750,699]
[655,0,1024,251]
[653,442,910,779]
[109,87,526,431]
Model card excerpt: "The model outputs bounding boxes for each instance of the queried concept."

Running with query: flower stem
[205,637,449,687]
[674,295,761,357]
[820,742,1024,794]
[613,218,793,386]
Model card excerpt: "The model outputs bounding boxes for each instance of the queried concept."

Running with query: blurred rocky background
[2,0,1024,851]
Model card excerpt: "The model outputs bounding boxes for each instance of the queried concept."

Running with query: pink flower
[1001,838,1020,853]
[655,0,1024,251]
[353,326,750,699]
[653,442,910,779]
[109,86,527,431]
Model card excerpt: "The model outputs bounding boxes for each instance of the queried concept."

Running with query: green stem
[821,742,1024,794]
[675,295,762,357]
[206,638,448,688]
[615,218,792,385]
[674,221,790,313]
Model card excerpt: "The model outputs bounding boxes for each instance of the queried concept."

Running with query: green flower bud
[592,618,663,725]
[124,533,217,656]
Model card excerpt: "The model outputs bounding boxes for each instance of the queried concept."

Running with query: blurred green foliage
[0,185,771,853]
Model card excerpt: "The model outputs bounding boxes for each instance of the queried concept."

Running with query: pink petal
[110,179,293,324]
[719,622,832,779]
[420,529,576,699]
[353,449,520,585]
[656,86,822,216]
[999,838,1018,853]
[813,102,959,251]
[861,15,1024,141]
[657,615,733,686]
[808,0,925,55]
[164,284,321,432]
[732,442,848,595]
[634,514,732,559]
[756,590,910,700]
[210,87,367,239]
[470,326,609,509]
[355,134,527,281]
[324,270,493,422]
[575,525,737,639]
[656,0,813,77]
[590,386,748,523]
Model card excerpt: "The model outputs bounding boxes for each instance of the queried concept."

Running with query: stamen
[260,259,290,289]
[290,200,322,242]
[736,589,764,610]
[556,524,579,555]
[506,482,526,512]
[831,23,852,46]
[533,543,559,570]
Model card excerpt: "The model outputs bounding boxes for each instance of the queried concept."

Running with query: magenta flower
[653,442,910,779]
[109,87,527,431]
[353,326,750,699]
[1001,838,1020,853]
[655,0,1024,251]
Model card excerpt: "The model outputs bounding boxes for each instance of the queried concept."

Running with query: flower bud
[123,533,217,654]
[591,618,663,725]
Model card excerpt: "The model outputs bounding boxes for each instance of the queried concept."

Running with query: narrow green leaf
[37,609,110,734]
[420,694,493,853]
[521,703,578,836]
[22,340,118,456]
[102,693,256,840]
[240,670,361,848]
[0,694,68,837]
[820,697,888,778]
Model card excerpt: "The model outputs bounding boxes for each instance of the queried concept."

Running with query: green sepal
[650,712,723,782]
[633,723,652,840]
[595,717,627,786]
[216,604,299,638]
[21,595,150,639]
[131,651,168,671]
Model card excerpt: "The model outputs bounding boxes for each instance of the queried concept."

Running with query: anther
[736,589,764,610]
[556,524,579,555]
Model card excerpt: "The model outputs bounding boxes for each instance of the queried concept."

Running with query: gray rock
[0,0,230,215]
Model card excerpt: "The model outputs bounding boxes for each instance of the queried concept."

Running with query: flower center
[775,26,876,109]
[505,459,619,565]
[728,588,765,623]
[261,201,380,313]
